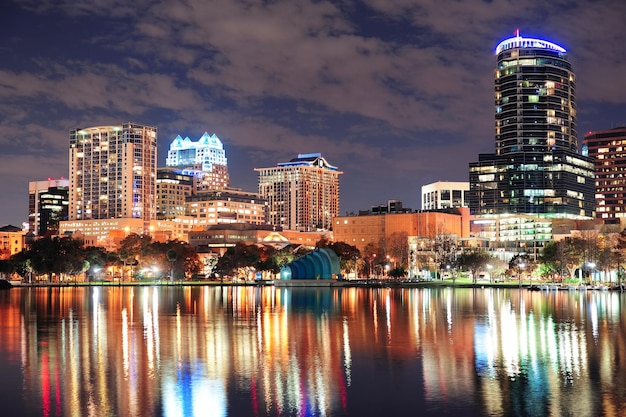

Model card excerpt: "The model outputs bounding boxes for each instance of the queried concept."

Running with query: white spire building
[166,132,230,192]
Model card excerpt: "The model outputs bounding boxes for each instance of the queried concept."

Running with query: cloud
[1,0,626,225]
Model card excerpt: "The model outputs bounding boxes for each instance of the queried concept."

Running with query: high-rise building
[28,178,69,236]
[469,32,595,219]
[422,181,469,210]
[255,153,342,231]
[156,168,194,220]
[68,122,157,224]
[165,132,229,192]
[582,127,626,224]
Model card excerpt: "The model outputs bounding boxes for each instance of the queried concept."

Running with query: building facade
[156,168,194,220]
[582,127,626,224]
[68,122,157,225]
[28,178,69,236]
[0,225,26,259]
[469,33,595,219]
[186,189,268,227]
[165,132,229,192]
[255,153,342,231]
[421,181,469,210]
[333,209,470,253]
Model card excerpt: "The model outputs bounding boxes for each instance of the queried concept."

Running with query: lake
[0,285,624,417]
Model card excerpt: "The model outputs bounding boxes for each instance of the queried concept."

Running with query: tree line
[2,227,625,284]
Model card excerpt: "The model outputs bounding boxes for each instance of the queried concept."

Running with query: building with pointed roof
[165,132,229,192]
[255,153,342,232]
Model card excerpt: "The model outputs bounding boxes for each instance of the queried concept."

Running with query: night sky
[1,0,625,227]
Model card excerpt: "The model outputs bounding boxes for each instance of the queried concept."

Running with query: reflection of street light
[93,266,101,282]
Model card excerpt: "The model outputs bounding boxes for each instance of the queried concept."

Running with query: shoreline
[3,279,624,291]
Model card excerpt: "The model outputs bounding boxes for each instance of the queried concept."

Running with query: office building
[156,168,194,220]
[186,189,268,226]
[421,181,469,210]
[255,153,342,232]
[68,122,157,224]
[333,209,470,253]
[582,127,626,224]
[165,132,229,192]
[28,178,69,236]
[370,200,411,215]
[469,32,595,219]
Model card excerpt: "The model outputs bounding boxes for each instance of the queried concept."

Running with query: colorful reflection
[0,287,624,416]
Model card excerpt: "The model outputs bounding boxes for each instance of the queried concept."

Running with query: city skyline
[2,0,626,226]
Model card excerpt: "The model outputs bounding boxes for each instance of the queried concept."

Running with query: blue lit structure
[279,248,341,280]
[469,32,595,220]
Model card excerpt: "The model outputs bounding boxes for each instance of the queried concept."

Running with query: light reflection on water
[0,286,624,416]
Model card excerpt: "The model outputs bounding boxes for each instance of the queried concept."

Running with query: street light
[518,262,525,288]
[587,262,596,284]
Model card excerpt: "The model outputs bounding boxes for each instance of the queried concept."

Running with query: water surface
[0,286,624,416]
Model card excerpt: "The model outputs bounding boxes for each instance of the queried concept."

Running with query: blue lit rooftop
[495,31,566,55]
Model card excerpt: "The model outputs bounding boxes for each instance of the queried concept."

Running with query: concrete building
[28,178,69,236]
[68,122,157,225]
[469,32,595,219]
[582,127,626,224]
[421,181,469,210]
[156,168,194,220]
[186,189,268,227]
[255,153,342,232]
[333,208,470,253]
[0,225,26,259]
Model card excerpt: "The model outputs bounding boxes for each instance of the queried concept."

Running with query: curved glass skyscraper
[495,34,577,155]
[469,33,595,219]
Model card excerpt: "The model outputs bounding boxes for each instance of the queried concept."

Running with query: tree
[540,241,563,280]
[388,266,406,280]
[387,232,409,269]
[457,250,493,284]
[359,242,382,278]
[213,242,261,279]
[118,233,152,266]
[0,259,13,280]
[26,236,86,281]
[148,240,201,281]
[509,253,533,286]
[318,240,361,278]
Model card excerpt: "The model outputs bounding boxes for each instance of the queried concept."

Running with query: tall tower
[255,153,342,231]
[69,122,157,223]
[469,33,595,219]
[165,132,229,192]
